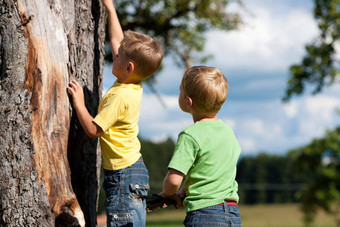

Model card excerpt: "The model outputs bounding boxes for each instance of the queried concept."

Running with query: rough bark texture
[0,0,105,226]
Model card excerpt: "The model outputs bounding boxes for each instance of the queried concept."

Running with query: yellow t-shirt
[93,80,142,170]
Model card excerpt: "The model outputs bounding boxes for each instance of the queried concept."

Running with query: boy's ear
[187,97,193,109]
[126,61,135,75]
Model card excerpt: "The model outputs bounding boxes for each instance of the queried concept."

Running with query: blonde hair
[120,30,164,79]
[181,66,228,114]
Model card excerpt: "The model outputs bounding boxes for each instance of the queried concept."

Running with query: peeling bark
[0,0,105,226]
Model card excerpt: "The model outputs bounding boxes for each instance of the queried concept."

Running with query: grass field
[145,203,337,227]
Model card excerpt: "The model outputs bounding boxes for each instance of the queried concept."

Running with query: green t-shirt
[168,120,241,213]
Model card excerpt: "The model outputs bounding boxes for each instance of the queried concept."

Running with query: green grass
[146,208,186,227]
[146,203,337,227]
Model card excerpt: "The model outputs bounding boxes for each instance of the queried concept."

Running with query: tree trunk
[0,0,105,226]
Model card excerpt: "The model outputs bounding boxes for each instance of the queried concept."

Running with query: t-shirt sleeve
[168,132,199,175]
[93,94,124,132]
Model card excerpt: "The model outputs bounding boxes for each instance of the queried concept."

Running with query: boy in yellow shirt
[67,0,163,226]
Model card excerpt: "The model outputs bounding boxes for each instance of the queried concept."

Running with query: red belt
[219,201,238,207]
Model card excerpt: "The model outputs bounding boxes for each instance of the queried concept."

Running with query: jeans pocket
[107,210,133,227]
[126,183,149,212]
[226,206,241,226]
[129,183,149,197]
[183,210,197,226]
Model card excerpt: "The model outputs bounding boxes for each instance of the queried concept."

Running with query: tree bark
[0,0,105,226]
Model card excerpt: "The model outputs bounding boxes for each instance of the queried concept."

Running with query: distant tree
[283,1,340,226]
[236,153,308,204]
[289,127,340,227]
[284,0,340,101]
[107,0,242,69]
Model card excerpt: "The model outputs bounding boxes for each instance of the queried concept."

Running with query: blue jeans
[183,202,241,227]
[103,157,149,227]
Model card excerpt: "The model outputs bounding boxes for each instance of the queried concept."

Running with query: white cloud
[226,92,340,154]
[139,90,340,155]
[238,137,256,154]
[140,94,179,119]
[205,4,318,72]
[221,118,236,128]
[284,94,340,125]
[283,102,298,118]
[139,93,192,141]
[289,94,340,139]
[305,96,339,116]
[231,116,285,153]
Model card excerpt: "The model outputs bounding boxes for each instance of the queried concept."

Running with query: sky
[103,0,340,155]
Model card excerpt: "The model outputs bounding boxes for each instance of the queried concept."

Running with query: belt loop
[223,201,227,212]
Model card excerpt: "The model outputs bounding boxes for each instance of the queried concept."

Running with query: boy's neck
[118,80,141,85]
[192,114,218,123]
[117,75,142,84]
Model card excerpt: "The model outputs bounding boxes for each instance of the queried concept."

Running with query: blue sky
[103,0,340,155]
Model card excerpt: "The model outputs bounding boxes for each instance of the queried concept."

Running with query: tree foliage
[284,1,340,226]
[290,127,340,226]
[237,153,309,204]
[107,0,242,69]
[284,0,340,101]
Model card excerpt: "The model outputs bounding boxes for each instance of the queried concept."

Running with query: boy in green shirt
[160,66,241,226]
[67,0,163,226]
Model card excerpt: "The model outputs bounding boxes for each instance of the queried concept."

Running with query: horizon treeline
[97,137,309,214]
[141,137,308,204]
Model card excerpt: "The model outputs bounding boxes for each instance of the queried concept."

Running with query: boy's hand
[159,192,184,209]
[176,188,186,201]
[145,193,181,212]
[145,194,176,212]
[67,80,85,110]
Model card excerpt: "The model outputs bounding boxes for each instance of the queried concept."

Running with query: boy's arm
[159,168,184,207]
[67,80,103,138]
[102,0,124,55]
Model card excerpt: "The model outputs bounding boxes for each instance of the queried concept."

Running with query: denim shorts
[103,157,149,227]
[183,201,241,227]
